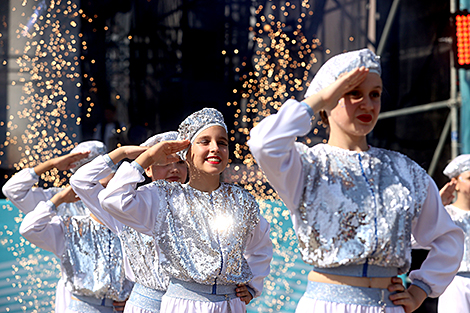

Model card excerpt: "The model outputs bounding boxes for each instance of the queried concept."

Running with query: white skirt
[295,281,405,313]
[55,276,71,313]
[437,274,470,312]
[160,279,246,313]
[161,296,246,313]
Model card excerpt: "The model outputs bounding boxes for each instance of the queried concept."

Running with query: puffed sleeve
[70,155,122,234]
[19,200,65,257]
[409,176,464,297]
[2,168,56,214]
[98,161,161,236]
[248,100,312,212]
[244,216,273,297]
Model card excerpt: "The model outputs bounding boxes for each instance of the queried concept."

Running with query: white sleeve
[70,155,122,234]
[248,100,312,211]
[98,161,159,236]
[19,200,65,257]
[2,168,54,214]
[244,216,273,297]
[409,176,464,297]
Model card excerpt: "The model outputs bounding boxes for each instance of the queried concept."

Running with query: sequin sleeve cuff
[410,279,431,296]
[130,161,145,174]
[103,154,118,172]
[29,167,39,180]
[300,101,315,118]
[46,200,57,212]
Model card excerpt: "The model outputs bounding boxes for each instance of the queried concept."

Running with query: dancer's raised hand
[303,66,369,114]
[136,140,190,169]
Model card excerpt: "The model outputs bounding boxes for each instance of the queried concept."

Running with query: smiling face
[327,72,382,144]
[145,158,187,183]
[187,125,229,177]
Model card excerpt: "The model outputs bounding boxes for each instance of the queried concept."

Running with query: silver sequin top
[119,226,170,290]
[151,180,260,286]
[62,216,134,300]
[445,205,470,272]
[297,143,429,273]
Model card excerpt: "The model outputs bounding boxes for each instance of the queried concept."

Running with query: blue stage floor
[0,199,310,312]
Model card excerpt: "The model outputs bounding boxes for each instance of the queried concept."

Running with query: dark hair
[319,110,329,126]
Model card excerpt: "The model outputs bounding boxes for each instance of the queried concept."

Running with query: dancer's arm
[439,180,457,206]
[18,187,77,257]
[387,277,427,313]
[243,216,273,299]
[70,146,147,234]
[248,68,369,212]
[2,152,89,213]
[32,151,90,175]
[98,141,189,235]
[302,67,369,113]
[408,177,464,298]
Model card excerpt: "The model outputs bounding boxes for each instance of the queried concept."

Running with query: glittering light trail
[21,0,47,37]
[6,0,96,188]
[226,1,327,199]
[224,2,330,311]
[1,1,95,311]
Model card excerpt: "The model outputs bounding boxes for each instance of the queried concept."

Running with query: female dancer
[70,131,188,312]
[14,141,133,312]
[2,141,100,312]
[437,155,470,312]
[248,48,464,313]
[98,108,273,313]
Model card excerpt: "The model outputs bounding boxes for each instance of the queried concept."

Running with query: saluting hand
[440,180,457,206]
[303,66,370,114]
[136,140,190,169]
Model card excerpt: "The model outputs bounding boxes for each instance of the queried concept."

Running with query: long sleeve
[409,177,464,297]
[70,155,136,282]
[248,100,312,212]
[244,216,273,297]
[70,155,122,234]
[98,161,160,236]
[2,168,56,214]
[19,200,65,257]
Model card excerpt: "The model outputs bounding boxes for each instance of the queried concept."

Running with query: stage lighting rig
[453,10,470,68]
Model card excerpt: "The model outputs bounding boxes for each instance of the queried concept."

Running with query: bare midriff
[308,270,393,289]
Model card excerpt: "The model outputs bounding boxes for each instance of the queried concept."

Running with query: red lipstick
[357,114,372,123]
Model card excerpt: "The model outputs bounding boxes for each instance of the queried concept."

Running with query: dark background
[0,0,456,189]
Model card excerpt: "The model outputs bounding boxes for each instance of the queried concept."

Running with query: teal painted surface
[0,200,61,312]
[0,199,310,312]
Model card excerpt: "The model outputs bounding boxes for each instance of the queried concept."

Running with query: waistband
[303,281,398,307]
[313,264,399,278]
[165,279,238,302]
[127,283,164,312]
[71,294,115,306]
[457,272,470,278]
[69,295,114,313]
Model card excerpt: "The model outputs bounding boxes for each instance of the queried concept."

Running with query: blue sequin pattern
[296,143,429,273]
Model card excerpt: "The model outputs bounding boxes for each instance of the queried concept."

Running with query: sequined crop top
[296,143,429,274]
[62,216,134,300]
[151,180,260,286]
